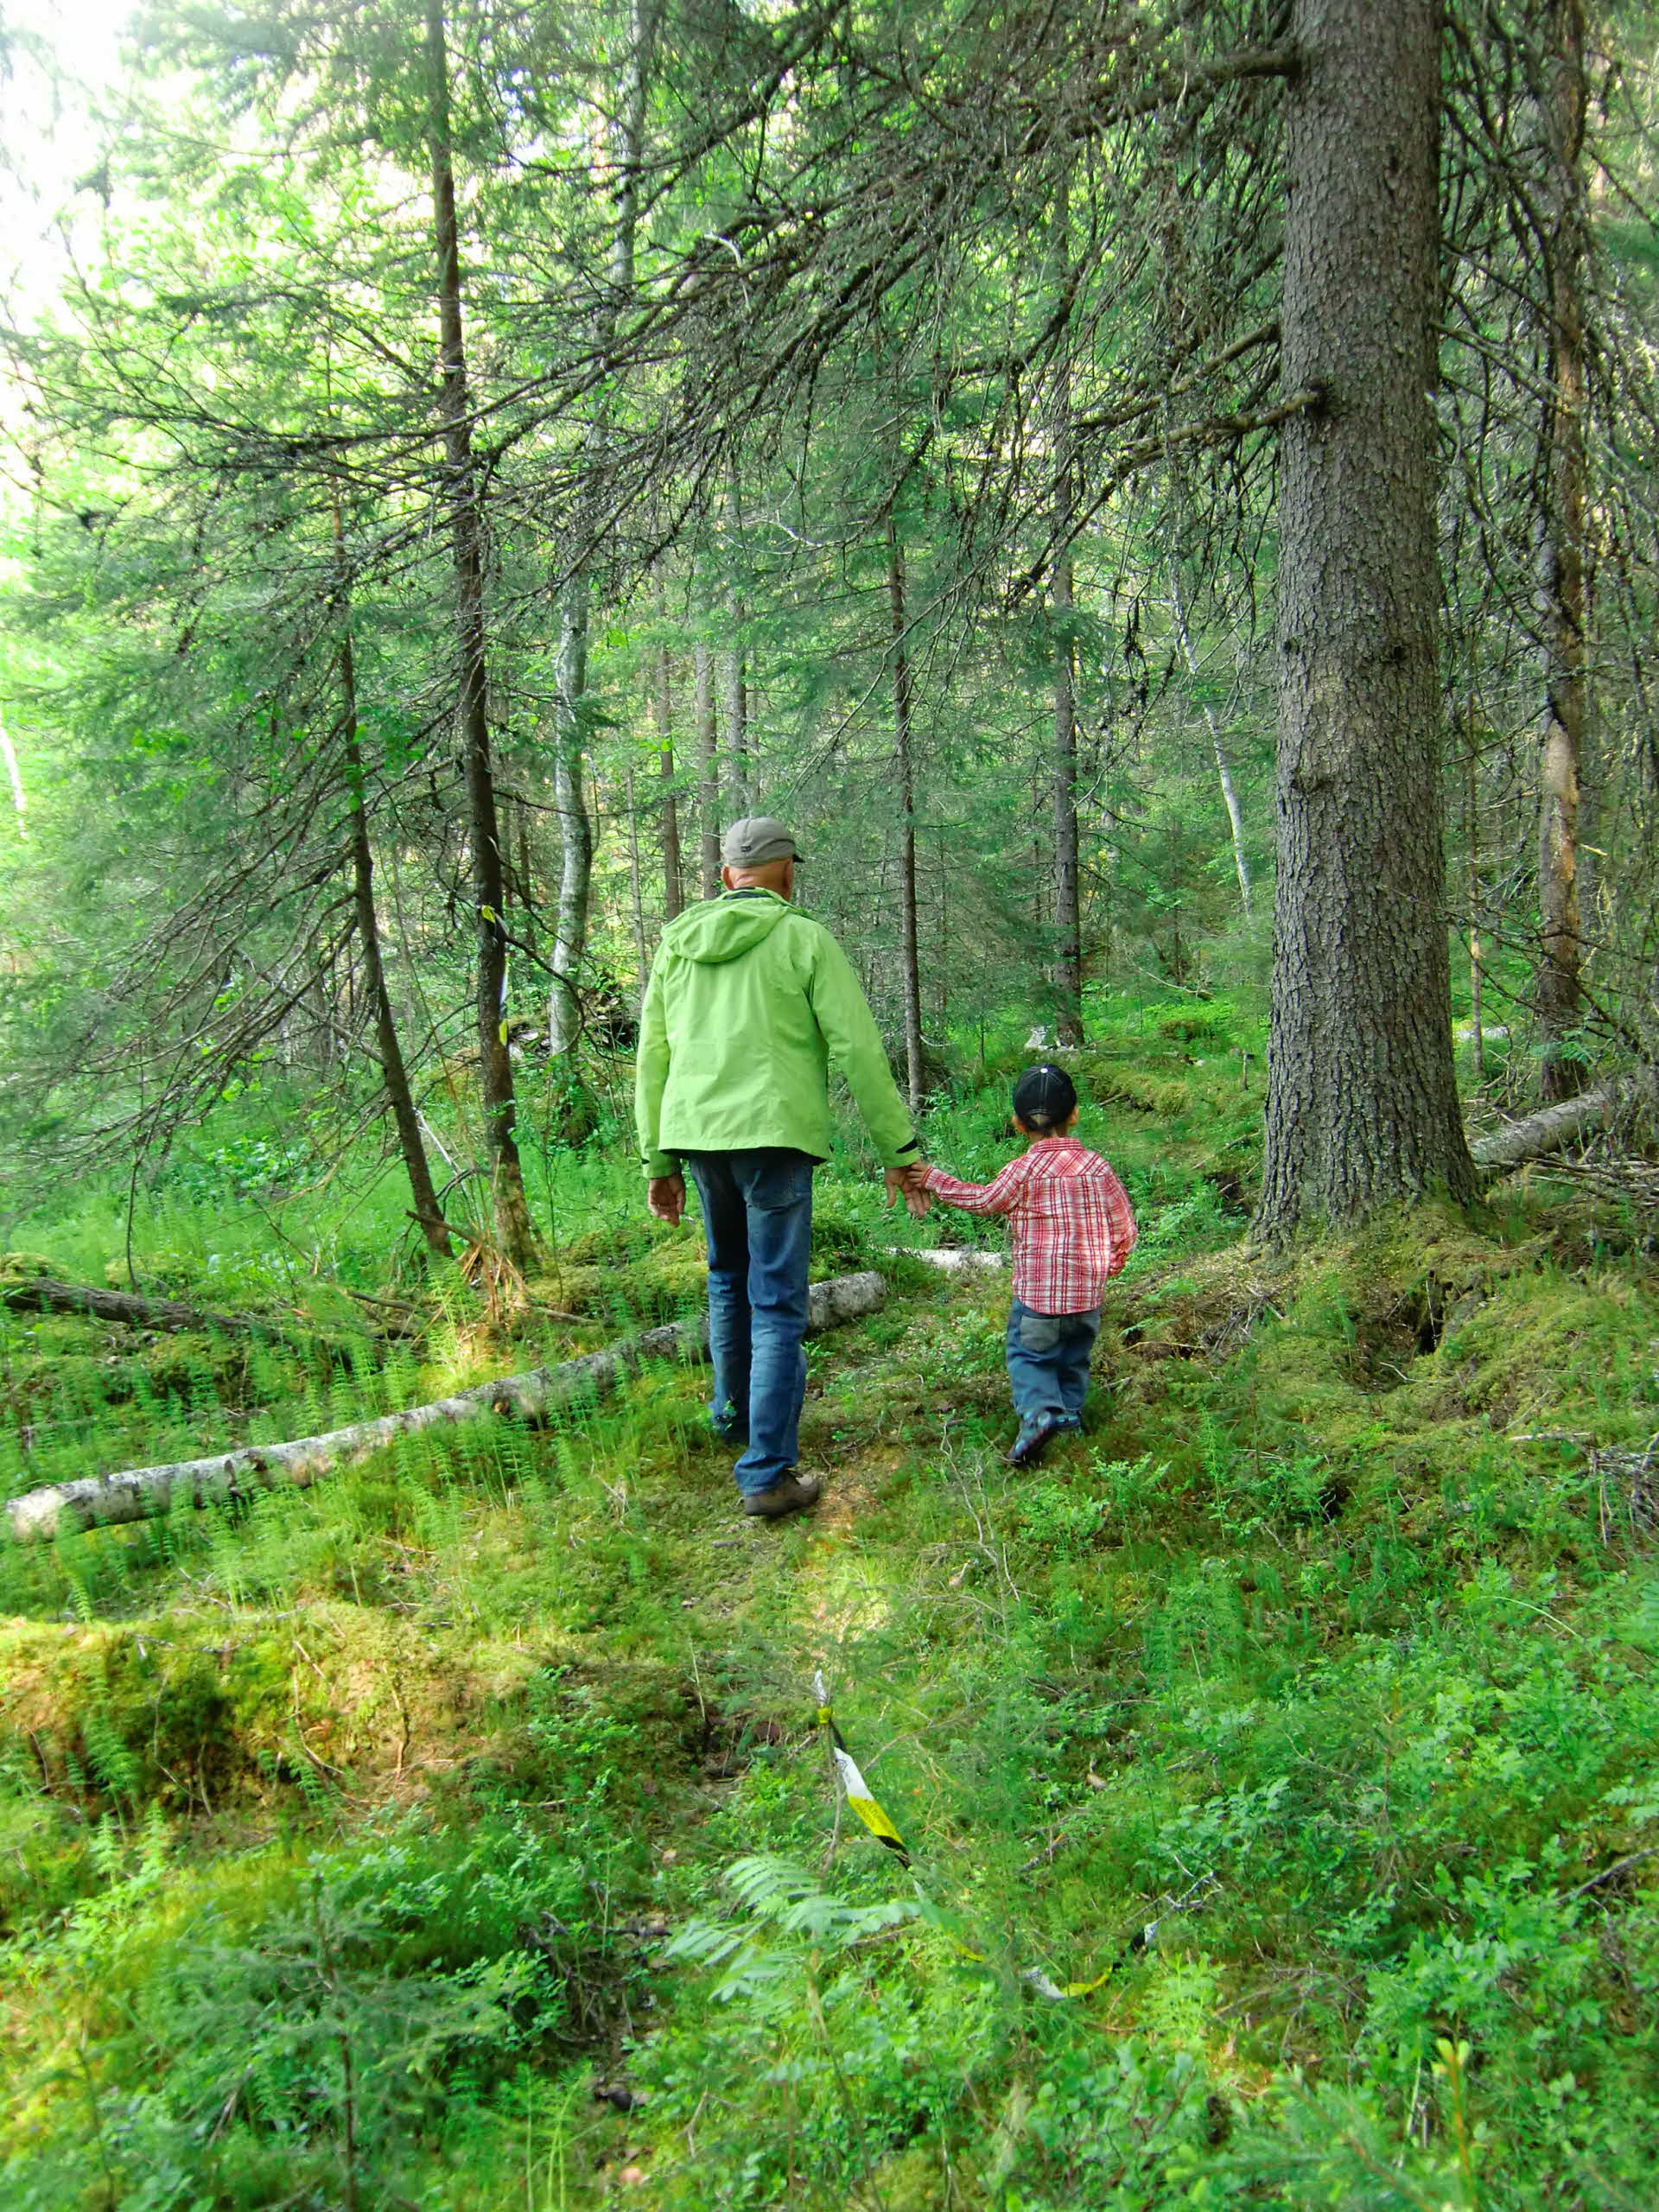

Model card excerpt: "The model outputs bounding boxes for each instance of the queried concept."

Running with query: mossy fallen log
[4,1269,887,1542]
[0,1274,356,1345]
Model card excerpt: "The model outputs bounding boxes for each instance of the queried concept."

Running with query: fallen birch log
[4,1270,887,1543]
[891,1247,1007,1274]
[1470,1069,1659,1173]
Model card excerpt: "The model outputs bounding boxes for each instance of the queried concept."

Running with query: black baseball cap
[1013,1063,1077,1128]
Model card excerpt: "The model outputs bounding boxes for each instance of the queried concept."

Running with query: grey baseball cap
[721,815,803,867]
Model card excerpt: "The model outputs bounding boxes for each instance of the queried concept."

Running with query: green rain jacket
[634,889,920,1178]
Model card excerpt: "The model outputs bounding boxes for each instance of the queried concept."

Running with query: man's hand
[648,1172,686,1226]
[885,1164,931,1219]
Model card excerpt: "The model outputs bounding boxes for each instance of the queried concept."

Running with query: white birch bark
[6,1272,887,1541]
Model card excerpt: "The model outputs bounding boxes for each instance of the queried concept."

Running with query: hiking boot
[1007,1414,1065,1467]
[741,1471,823,1519]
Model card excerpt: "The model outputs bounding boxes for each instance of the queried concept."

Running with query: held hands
[884,1162,931,1219]
[647,1172,686,1226]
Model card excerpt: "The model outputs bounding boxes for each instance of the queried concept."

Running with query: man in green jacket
[636,817,925,1519]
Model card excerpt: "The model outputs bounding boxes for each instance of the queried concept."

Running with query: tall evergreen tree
[1255,0,1476,1236]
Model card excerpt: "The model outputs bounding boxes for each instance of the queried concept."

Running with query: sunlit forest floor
[3,998,1657,2209]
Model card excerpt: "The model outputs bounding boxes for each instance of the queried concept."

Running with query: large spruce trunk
[1255,0,1474,1237]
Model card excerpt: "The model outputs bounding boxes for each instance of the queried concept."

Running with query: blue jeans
[1005,1298,1100,1425]
[686,1148,815,1495]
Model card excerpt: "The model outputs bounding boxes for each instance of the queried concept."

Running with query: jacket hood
[661,890,796,965]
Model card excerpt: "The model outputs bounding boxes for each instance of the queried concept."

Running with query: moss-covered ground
[3,1009,1657,2209]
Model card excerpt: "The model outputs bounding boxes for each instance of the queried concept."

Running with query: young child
[920,1065,1136,1465]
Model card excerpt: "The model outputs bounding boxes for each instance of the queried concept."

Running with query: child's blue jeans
[1005,1298,1100,1425]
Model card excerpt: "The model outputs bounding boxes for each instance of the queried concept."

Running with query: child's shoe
[1007,1414,1065,1466]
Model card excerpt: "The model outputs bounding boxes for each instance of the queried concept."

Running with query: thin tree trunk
[887,513,925,1113]
[696,627,720,895]
[424,0,537,1270]
[1466,705,1484,1080]
[1170,569,1252,918]
[1052,553,1084,1045]
[721,461,750,813]
[656,581,683,920]
[1255,0,1474,1238]
[1536,0,1589,1102]
[549,0,655,1059]
[1049,181,1084,1047]
[333,501,450,1266]
[548,612,594,1055]
[517,804,538,956]
[626,766,649,983]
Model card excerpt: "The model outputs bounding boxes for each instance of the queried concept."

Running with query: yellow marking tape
[814,1672,910,1865]
[810,1671,1175,1995]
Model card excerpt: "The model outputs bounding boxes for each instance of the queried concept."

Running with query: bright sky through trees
[1,0,133,315]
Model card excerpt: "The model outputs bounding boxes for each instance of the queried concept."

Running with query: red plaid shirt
[922,1137,1137,1314]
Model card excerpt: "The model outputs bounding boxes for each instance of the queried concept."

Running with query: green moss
[0,1251,67,1286]
[1073,1053,1192,1119]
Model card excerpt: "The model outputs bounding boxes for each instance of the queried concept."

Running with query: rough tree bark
[1255,0,1475,1237]
[333,500,450,1265]
[5,1272,887,1541]
[425,0,537,1269]
[886,512,926,1112]
[549,0,656,1058]
[1535,0,1590,1102]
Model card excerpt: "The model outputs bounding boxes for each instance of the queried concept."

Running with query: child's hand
[885,1164,931,1219]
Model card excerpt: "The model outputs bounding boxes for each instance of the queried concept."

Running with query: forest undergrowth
[2,1000,1657,2210]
